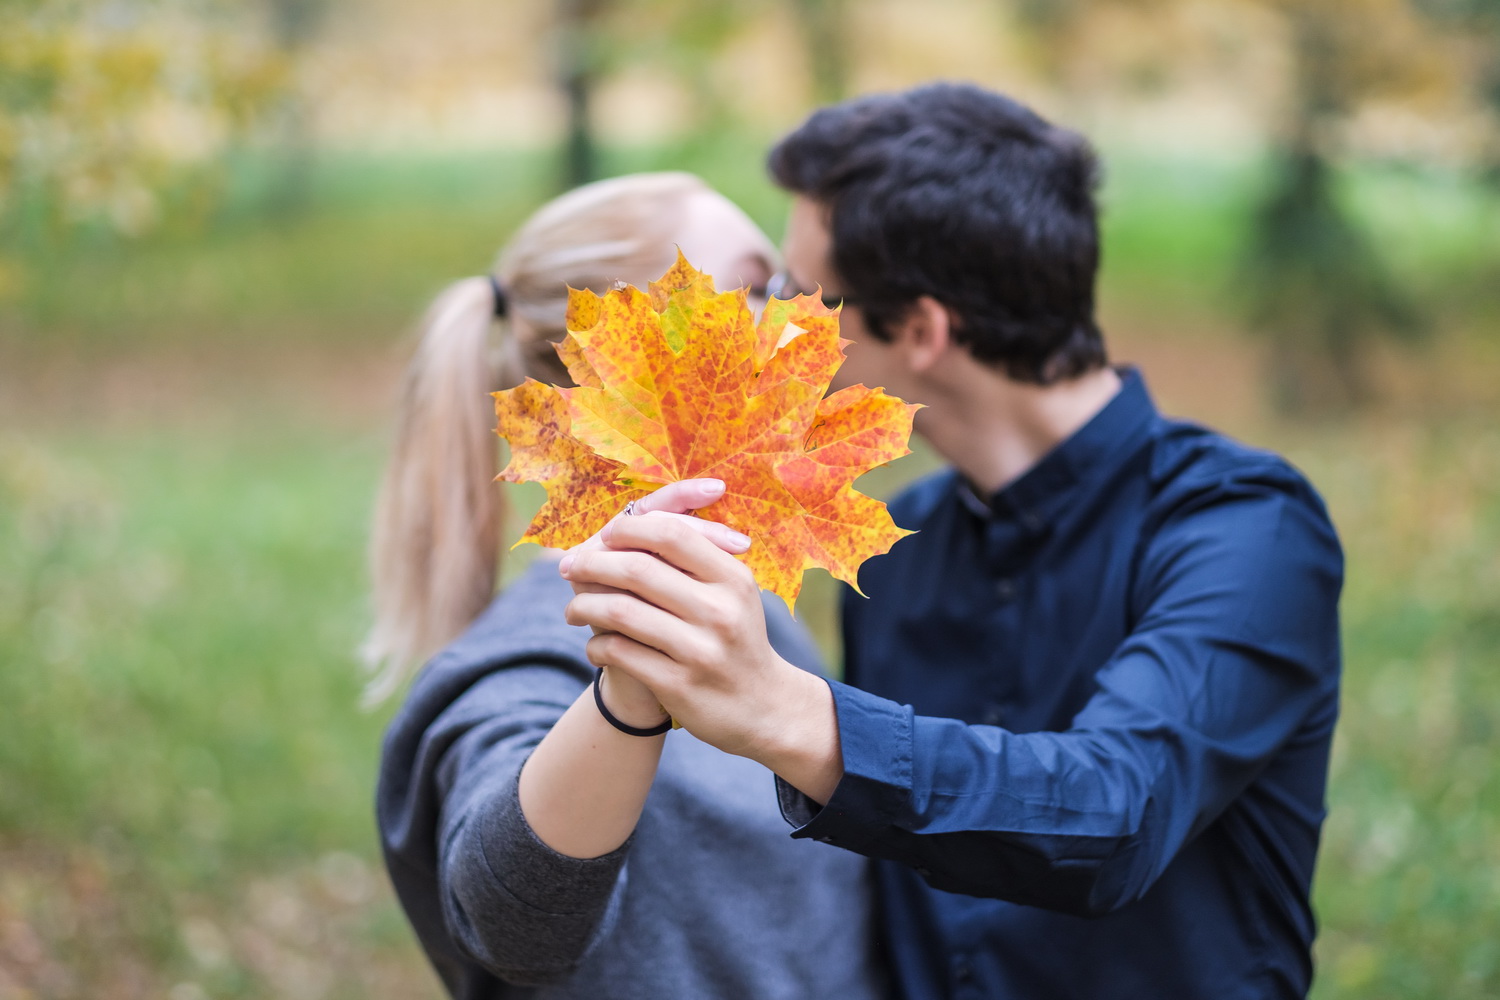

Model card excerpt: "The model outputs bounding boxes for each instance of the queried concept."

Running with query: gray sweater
[377,559,888,1000]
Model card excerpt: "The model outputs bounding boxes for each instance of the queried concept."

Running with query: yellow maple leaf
[493,252,918,609]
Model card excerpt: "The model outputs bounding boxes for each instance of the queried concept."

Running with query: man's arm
[563,481,1342,915]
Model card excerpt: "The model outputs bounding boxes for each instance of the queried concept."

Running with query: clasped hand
[559,480,840,797]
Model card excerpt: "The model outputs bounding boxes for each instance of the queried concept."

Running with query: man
[562,83,1343,998]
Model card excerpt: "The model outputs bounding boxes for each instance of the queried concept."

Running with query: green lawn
[0,419,431,996]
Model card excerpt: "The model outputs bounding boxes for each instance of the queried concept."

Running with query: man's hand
[561,478,750,728]
[560,511,844,804]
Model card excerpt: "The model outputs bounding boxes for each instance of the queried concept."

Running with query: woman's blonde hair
[362,171,715,703]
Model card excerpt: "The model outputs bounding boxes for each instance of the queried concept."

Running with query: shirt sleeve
[778,479,1343,917]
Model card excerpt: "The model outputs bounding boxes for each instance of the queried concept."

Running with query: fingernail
[600,520,615,545]
[704,479,725,495]
[728,530,751,550]
[558,553,574,575]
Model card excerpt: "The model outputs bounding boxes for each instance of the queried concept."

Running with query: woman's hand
[564,478,751,574]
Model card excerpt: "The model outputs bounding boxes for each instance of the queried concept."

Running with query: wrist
[755,669,843,805]
[598,668,670,730]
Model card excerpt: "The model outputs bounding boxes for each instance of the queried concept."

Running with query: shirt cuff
[777,680,913,850]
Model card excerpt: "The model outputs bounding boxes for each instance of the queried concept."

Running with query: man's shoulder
[1143,416,1329,517]
[883,422,1328,519]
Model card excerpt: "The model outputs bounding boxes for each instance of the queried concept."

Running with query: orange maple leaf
[493,252,918,609]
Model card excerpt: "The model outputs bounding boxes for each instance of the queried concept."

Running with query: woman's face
[669,190,779,307]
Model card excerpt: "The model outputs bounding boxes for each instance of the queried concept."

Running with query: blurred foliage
[588,0,771,135]
[0,141,789,345]
[0,0,291,301]
[1284,412,1500,1000]
[6,140,1495,357]
[1012,0,1500,411]
[257,0,329,217]
[789,0,849,103]
[557,0,606,187]
[1414,0,1500,179]
[556,0,849,184]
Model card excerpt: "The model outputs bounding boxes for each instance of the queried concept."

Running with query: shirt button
[817,836,836,845]
[981,704,1005,726]
[916,867,933,878]
[954,962,974,984]
[994,578,1018,602]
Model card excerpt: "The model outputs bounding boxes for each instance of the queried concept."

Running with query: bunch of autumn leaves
[493,254,918,610]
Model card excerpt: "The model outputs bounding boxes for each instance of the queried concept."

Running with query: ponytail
[362,172,723,703]
[362,276,510,704]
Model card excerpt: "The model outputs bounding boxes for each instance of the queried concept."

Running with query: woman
[367,173,886,999]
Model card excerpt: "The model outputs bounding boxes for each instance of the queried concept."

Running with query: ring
[621,500,638,517]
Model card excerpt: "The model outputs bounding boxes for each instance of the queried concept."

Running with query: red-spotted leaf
[493,252,918,608]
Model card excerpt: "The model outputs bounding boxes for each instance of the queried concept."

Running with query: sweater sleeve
[435,664,633,984]
[379,655,633,990]
[376,575,830,995]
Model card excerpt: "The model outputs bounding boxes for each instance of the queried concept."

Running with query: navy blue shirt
[778,369,1343,999]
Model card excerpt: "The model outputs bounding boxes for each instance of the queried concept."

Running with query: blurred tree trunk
[1242,6,1421,414]
[264,0,327,219]
[1415,0,1500,315]
[791,0,849,103]
[1008,0,1450,414]
[558,0,606,189]
[1416,0,1500,181]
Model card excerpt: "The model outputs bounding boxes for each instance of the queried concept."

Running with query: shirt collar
[956,366,1158,533]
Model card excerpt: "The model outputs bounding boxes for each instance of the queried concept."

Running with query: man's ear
[887,296,953,373]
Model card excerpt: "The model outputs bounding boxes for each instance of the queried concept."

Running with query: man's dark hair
[769,82,1107,384]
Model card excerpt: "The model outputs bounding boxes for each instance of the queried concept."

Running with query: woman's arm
[382,658,631,988]
[379,480,751,986]
[517,478,750,859]
[516,666,669,858]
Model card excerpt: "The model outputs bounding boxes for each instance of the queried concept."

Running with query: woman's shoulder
[388,559,590,736]
[442,557,588,671]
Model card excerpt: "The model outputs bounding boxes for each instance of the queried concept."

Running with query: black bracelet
[592,670,672,737]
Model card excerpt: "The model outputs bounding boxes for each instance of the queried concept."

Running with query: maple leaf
[493,252,918,609]
[493,379,649,547]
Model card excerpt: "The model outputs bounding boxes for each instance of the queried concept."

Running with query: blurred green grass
[1277,415,1500,998]
[1,142,1498,997]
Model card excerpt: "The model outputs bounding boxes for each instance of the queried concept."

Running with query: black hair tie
[593,669,672,737]
[489,274,509,318]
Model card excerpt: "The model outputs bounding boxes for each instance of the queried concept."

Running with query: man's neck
[920,365,1123,498]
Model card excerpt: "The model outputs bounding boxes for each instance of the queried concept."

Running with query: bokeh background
[2,0,1497,996]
